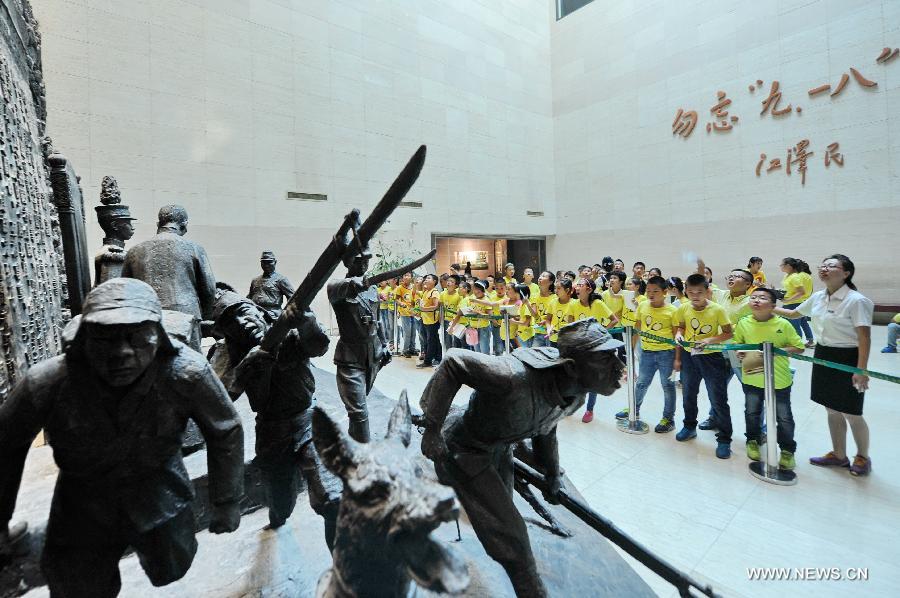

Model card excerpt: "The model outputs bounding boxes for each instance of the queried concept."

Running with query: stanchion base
[748,461,797,486]
[616,419,650,435]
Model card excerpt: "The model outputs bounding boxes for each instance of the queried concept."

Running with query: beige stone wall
[548,0,900,303]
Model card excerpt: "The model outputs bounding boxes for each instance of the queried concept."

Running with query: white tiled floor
[311,326,900,597]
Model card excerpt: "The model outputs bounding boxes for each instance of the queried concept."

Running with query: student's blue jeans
[400,315,417,353]
[681,352,732,443]
[586,392,597,411]
[743,384,796,453]
[476,327,492,354]
[379,309,394,346]
[491,324,504,355]
[887,322,899,347]
[532,334,551,347]
[634,349,676,420]
[783,303,814,342]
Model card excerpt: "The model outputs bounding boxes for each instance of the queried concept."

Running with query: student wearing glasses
[776,254,874,477]
[695,259,754,430]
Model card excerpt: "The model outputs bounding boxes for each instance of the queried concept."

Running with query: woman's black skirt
[811,344,864,415]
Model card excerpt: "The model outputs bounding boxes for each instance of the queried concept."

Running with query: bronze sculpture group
[0,146,629,597]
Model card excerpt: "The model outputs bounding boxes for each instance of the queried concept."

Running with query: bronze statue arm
[187,365,245,520]
[419,350,511,431]
[196,247,218,321]
[0,372,50,527]
[327,277,366,302]
[532,427,563,504]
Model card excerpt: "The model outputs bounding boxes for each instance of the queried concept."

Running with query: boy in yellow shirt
[882,312,900,353]
[617,276,680,432]
[521,268,540,301]
[394,273,417,356]
[417,274,442,367]
[378,279,396,351]
[673,273,734,457]
[440,274,463,349]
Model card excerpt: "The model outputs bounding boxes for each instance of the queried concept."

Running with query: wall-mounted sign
[671,45,898,185]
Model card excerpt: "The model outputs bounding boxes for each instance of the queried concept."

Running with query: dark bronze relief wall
[0,0,65,401]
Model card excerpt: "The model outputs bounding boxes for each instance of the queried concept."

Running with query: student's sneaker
[881,345,898,354]
[615,408,629,420]
[849,455,872,476]
[746,440,761,461]
[809,451,850,467]
[416,361,433,368]
[581,410,594,423]
[654,418,675,433]
[804,340,816,349]
[698,418,718,431]
[715,442,732,459]
[779,450,796,470]
[675,427,697,441]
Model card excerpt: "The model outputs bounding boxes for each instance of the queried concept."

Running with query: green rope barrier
[635,329,761,352]
[773,348,900,385]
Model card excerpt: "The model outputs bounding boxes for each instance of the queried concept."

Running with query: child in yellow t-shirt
[394,273,418,356]
[521,268,541,303]
[440,274,463,349]
[546,278,575,345]
[673,273,735,452]
[378,279,396,350]
[447,282,474,349]
[566,277,617,328]
[617,276,679,432]
[467,280,493,354]
[881,312,900,353]
[510,284,535,348]
[620,276,647,327]
[530,270,557,347]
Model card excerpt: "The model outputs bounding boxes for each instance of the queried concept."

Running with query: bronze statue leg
[434,458,547,598]
[335,366,370,442]
[129,507,198,586]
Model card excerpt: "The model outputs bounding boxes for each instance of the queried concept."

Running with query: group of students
[376,253,876,477]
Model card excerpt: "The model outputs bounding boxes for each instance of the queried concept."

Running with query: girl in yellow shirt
[567,277,618,328]
[546,279,574,345]
[748,256,766,291]
[780,258,815,346]
[510,284,534,348]
[620,277,647,327]
[530,271,557,347]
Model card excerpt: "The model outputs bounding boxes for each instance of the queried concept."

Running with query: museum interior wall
[548,0,900,302]
[27,0,900,309]
[29,0,556,324]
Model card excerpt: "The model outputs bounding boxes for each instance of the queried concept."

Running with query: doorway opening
[432,235,546,279]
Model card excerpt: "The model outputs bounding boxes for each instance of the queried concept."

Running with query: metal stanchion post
[504,312,511,354]
[439,304,446,355]
[392,301,401,355]
[749,342,796,485]
[618,326,649,434]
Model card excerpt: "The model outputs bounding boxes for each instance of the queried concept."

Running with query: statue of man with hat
[209,289,340,541]
[247,250,295,323]
[0,278,244,597]
[93,176,137,286]
[418,319,625,598]
[326,240,392,443]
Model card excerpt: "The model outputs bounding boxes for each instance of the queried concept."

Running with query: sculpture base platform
[5,367,654,598]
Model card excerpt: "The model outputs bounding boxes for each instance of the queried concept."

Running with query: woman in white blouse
[776,254,873,476]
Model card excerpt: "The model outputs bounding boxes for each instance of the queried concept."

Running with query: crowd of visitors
[374,253,882,476]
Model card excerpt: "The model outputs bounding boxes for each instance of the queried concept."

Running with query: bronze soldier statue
[121,204,216,324]
[327,242,392,443]
[209,291,341,543]
[419,319,625,598]
[247,250,295,323]
[93,176,136,286]
[0,279,244,598]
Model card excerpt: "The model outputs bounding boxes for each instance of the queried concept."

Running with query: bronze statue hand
[379,348,392,367]
[0,522,29,561]
[420,428,448,462]
[542,475,564,505]
[209,501,241,533]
